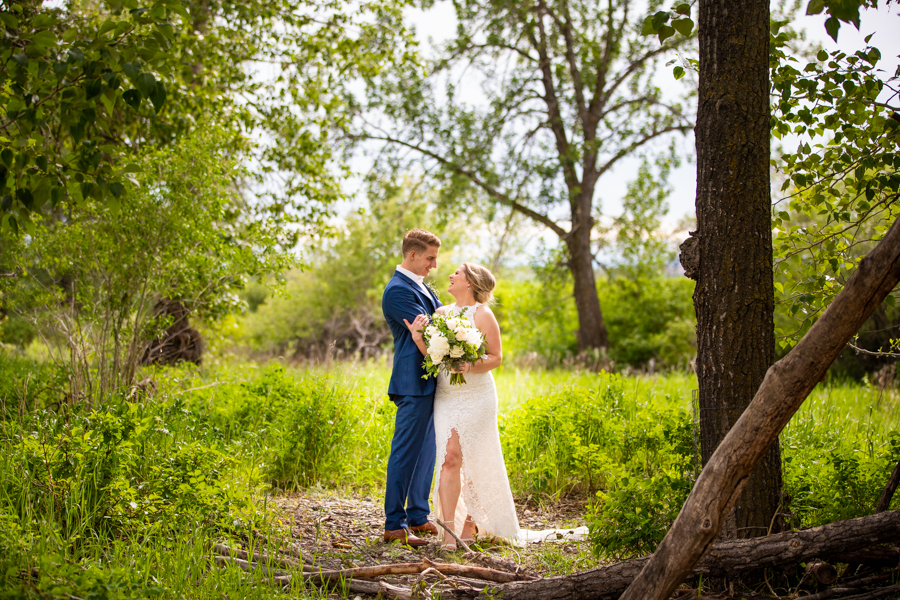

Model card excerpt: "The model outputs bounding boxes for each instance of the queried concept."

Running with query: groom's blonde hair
[461,263,496,305]
[402,229,441,257]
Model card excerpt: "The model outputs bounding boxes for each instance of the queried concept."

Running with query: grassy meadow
[1,351,898,597]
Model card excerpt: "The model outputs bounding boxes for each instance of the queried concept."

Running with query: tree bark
[692,0,782,540]
[619,211,900,600]
[876,458,900,513]
[440,510,900,600]
[566,212,609,351]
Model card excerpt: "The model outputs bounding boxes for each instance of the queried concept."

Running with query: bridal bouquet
[421,313,486,385]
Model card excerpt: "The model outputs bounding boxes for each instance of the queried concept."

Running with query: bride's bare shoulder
[473,304,498,323]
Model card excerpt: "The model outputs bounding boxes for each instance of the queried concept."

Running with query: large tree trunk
[619,211,900,599]
[565,213,609,352]
[441,511,900,600]
[692,0,782,539]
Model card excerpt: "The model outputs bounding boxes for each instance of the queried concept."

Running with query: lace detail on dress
[433,303,521,543]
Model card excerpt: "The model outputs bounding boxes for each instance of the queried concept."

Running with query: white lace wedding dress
[433,302,522,543]
[432,303,589,547]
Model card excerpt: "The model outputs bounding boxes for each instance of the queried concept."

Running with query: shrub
[181,364,397,489]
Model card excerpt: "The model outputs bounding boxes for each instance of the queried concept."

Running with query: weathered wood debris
[212,509,899,600]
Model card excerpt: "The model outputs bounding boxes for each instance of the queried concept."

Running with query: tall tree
[358,0,694,351]
[678,0,784,538]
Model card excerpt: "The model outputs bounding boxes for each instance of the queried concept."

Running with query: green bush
[499,372,694,557]
[783,422,900,527]
[600,276,696,369]
[500,373,693,496]
[1,403,253,542]
[181,364,397,489]
[587,463,692,559]
[493,272,696,369]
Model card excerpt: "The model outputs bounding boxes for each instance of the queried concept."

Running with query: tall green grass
[2,351,898,588]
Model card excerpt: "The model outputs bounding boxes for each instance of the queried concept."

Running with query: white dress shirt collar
[396,265,432,297]
[396,265,424,284]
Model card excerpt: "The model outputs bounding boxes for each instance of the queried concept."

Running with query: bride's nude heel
[461,518,478,544]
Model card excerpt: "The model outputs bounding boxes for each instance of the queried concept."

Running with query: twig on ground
[436,518,472,553]
[345,533,379,565]
[212,543,308,572]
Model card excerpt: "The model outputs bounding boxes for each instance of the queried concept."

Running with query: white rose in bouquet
[430,333,450,357]
[464,328,484,347]
[425,325,440,338]
[454,325,469,341]
[449,345,465,358]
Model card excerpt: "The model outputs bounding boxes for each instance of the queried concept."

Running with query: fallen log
[825,546,899,569]
[298,558,533,585]
[438,510,900,600]
[461,551,541,579]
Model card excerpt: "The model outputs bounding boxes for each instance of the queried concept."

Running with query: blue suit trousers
[384,393,436,531]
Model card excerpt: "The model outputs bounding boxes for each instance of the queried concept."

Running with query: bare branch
[359,132,568,237]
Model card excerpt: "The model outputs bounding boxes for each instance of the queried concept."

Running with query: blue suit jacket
[382,271,442,397]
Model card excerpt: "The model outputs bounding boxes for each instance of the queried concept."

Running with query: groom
[381,228,443,546]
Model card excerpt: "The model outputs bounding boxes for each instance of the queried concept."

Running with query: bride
[405,262,520,549]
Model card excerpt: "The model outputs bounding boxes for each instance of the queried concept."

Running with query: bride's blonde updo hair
[461,262,496,305]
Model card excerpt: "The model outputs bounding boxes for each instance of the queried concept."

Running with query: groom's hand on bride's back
[403,314,429,340]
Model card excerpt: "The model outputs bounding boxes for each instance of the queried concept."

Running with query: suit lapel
[394,271,437,312]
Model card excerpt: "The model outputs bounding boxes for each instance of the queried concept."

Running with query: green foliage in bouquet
[421,311,486,386]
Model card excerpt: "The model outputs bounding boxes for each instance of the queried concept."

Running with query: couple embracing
[381,229,520,550]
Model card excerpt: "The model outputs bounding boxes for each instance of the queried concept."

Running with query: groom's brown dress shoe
[409,521,439,536]
[383,528,429,547]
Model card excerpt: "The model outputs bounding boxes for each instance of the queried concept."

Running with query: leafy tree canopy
[0,0,414,240]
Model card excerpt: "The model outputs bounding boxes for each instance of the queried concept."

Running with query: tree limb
[358,132,568,237]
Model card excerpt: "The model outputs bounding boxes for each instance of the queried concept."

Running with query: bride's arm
[469,306,502,373]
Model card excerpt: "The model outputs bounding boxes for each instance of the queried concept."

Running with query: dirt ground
[274,489,604,592]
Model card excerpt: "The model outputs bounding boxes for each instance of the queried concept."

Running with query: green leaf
[0,149,12,167]
[109,181,125,198]
[149,80,166,112]
[31,30,57,48]
[136,72,156,97]
[32,13,56,28]
[824,17,840,42]
[657,25,675,43]
[641,15,657,35]
[806,0,825,15]
[61,28,77,43]
[12,54,28,66]
[671,18,693,37]
[16,188,33,209]
[99,19,118,36]
[123,61,140,80]
[673,66,685,80]
[85,78,104,100]
[70,121,85,143]
[674,3,691,16]
[123,89,142,109]
[6,215,18,235]
[0,13,19,28]
[817,50,829,62]
[53,61,68,79]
